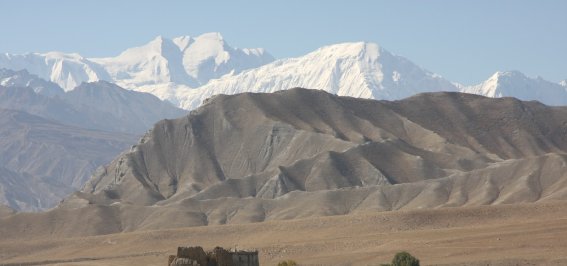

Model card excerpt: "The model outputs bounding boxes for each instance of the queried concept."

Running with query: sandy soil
[2,201,567,266]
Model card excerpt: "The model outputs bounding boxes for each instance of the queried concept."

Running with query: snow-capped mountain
[463,71,567,106]
[173,32,274,84]
[0,68,64,97]
[560,80,567,87]
[0,53,109,91]
[0,33,274,100]
[91,32,273,89]
[174,42,459,109]
[90,36,199,89]
[86,33,274,105]
[1,34,565,109]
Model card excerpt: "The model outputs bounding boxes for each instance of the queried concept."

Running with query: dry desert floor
[2,201,567,266]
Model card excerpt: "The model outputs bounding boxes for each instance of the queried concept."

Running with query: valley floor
[2,201,567,266]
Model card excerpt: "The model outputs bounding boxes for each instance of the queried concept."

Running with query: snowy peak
[287,41,455,98]
[92,32,274,88]
[181,32,232,82]
[174,41,458,109]
[462,71,567,105]
[465,71,527,98]
[493,70,527,80]
[172,35,194,51]
[111,35,183,61]
[180,32,274,84]
[560,80,567,87]
[0,33,274,93]
[90,32,275,90]
[0,68,64,96]
[312,42,381,59]
[0,52,110,91]
[1,35,563,109]
[92,35,198,88]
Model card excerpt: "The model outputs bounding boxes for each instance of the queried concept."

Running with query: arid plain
[2,201,567,266]
[3,90,567,265]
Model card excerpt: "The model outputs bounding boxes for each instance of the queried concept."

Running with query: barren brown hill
[2,88,567,238]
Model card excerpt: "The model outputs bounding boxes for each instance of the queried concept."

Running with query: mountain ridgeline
[2,88,563,237]
[81,88,567,205]
[1,33,565,110]
[0,109,136,211]
[0,69,187,134]
[0,69,187,211]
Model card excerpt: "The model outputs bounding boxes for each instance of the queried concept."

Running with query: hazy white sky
[0,0,565,85]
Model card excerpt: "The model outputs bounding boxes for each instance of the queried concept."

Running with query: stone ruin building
[168,246,259,266]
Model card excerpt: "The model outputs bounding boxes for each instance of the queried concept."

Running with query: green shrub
[277,259,298,266]
[391,251,419,266]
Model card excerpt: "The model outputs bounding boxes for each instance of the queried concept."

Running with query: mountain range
[2,88,567,237]
[0,69,187,211]
[0,109,135,211]
[0,68,186,134]
[1,33,565,109]
[0,68,63,97]
[0,33,565,212]
[0,33,274,105]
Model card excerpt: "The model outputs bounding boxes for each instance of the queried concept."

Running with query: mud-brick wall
[231,252,259,266]
[176,247,207,266]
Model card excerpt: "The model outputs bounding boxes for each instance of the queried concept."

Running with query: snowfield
[1,32,565,109]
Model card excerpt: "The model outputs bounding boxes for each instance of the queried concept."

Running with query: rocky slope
[0,68,64,97]
[3,88,566,234]
[0,77,186,135]
[63,81,187,134]
[82,88,567,205]
[0,71,186,211]
[0,109,136,211]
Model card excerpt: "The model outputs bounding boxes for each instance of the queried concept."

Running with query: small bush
[391,251,419,266]
[277,259,298,266]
